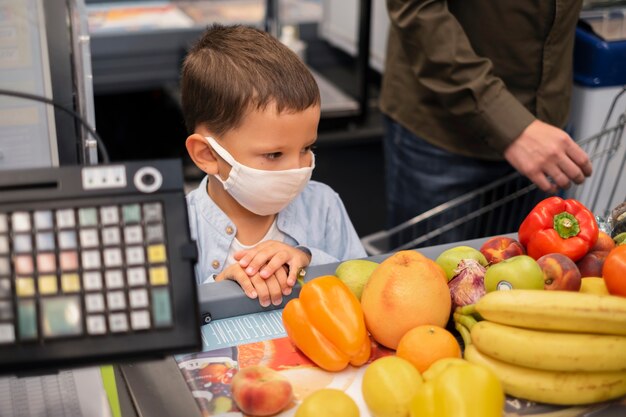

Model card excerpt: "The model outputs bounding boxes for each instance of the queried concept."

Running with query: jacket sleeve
[387,0,535,152]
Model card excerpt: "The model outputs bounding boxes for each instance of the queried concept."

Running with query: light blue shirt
[186,176,367,284]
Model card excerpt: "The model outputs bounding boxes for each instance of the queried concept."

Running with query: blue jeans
[382,116,544,246]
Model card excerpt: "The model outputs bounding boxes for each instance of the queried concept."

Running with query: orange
[360,250,451,349]
[396,325,461,373]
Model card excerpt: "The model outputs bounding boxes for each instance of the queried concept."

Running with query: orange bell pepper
[282,275,371,371]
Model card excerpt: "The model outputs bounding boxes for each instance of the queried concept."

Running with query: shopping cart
[362,98,626,256]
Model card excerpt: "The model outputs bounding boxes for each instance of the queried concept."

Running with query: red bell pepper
[518,197,598,262]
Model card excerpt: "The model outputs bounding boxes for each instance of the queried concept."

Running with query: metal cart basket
[362,101,626,256]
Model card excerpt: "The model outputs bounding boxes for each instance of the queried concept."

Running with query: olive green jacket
[380,0,582,160]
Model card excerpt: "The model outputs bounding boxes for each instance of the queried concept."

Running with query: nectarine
[537,253,582,291]
[480,236,526,265]
[576,251,608,278]
[231,365,293,416]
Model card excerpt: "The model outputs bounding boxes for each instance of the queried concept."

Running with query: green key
[41,296,83,338]
[18,300,37,340]
[122,204,141,224]
[151,288,172,327]
[78,207,98,226]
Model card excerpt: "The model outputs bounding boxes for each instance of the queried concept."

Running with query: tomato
[602,245,626,297]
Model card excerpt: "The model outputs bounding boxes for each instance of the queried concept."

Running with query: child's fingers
[215,270,258,299]
[264,275,284,306]
[274,266,292,296]
[249,275,271,307]
[259,252,290,279]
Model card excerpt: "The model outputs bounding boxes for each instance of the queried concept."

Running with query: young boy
[182,24,367,308]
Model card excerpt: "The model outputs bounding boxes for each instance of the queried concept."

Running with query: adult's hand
[503,120,592,193]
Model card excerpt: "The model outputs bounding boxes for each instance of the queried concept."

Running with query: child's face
[213,103,320,173]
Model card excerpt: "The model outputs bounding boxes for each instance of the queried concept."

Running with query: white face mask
[206,137,315,216]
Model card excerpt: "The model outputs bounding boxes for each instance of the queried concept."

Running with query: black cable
[0,88,110,163]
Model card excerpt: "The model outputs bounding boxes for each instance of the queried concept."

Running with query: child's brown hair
[181,24,320,135]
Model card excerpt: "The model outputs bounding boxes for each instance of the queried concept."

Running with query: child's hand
[234,240,311,287]
[215,263,288,307]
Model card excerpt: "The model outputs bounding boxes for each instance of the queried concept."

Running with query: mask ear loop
[206,137,238,168]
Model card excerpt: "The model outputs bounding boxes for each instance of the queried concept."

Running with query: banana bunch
[454,290,626,406]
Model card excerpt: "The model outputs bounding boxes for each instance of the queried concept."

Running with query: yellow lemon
[362,356,423,417]
[295,389,359,417]
[580,277,609,295]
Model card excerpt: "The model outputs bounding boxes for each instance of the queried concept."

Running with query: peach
[576,251,609,278]
[480,236,526,265]
[590,231,615,253]
[231,365,293,416]
[537,253,582,291]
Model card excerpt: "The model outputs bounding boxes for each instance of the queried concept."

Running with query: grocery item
[361,250,450,349]
[295,389,359,417]
[396,325,461,373]
[447,259,486,310]
[518,196,599,262]
[334,259,379,300]
[282,275,370,371]
[603,245,626,297]
[464,344,626,405]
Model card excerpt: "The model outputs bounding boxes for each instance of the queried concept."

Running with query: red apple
[231,365,293,416]
[537,253,582,291]
[480,236,526,265]
[576,251,608,278]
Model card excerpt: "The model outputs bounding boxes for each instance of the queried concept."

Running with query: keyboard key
[16,278,35,297]
[126,246,145,265]
[79,229,99,248]
[127,267,147,286]
[109,313,128,333]
[36,253,56,273]
[145,224,164,243]
[34,211,54,230]
[86,315,107,335]
[56,209,75,228]
[78,207,98,227]
[129,288,148,309]
[101,227,121,246]
[143,203,162,223]
[149,266,169,286]
[131,310,151,330]
[61,274,81,293]
[103,248,123,267]
[36,232,55,251]
[18,299,37,340]
[124,225,143,245]
[100,206,119,225]
[0,323,15,344]
[13,234,32,253]
[85,293,105,313]
[0,300,13,320]
[41,296,82,338]
[82,250,101,269]
[83,271,103,291]
[0,279,11,298]
[0,257,10,275]
[0,236,9,254]
[107,291,126,311]
[58,230,77,250]
[59,251,79,271]
[38,275,58,295]
[11,212,31,232]
[14,255,33,275]
[105,270,124,289]
[147,244,167,264]
[122,204,141,224]
[151,288,172,327]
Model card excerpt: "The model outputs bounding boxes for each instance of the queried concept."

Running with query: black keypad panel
[0,160,200,374]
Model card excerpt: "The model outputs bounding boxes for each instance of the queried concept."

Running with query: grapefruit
[360,250,451,349]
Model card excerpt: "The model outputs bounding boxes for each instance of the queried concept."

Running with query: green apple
[335,259,379,300]
[484,255,544,292]
[435,246,489,281]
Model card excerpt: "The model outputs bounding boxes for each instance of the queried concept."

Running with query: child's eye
[264,152,282,160]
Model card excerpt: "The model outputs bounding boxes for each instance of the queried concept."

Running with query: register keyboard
[0,159,200,374]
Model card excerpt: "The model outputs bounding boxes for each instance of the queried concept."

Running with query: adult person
[380,1,593,231]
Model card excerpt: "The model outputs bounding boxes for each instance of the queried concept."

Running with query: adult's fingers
[544,163,571,190]
[565,143,593,178]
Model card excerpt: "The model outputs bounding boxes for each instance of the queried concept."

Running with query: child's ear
[185,134,219,175]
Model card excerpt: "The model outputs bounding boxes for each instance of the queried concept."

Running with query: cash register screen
[0,0,82,169]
